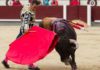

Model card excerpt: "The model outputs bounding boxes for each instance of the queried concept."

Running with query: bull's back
[54,19,77,40]
[65,23,77,40]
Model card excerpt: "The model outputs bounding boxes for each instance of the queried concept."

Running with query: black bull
[39,19,78,70]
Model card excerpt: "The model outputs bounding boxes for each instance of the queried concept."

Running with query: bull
[39,17,78,70]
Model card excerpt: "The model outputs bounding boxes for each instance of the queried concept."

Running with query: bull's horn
[69,39,79,49]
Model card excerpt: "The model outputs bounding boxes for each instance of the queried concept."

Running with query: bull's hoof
[72,68,77,70]
[62,58,71,65]
[64,60,70,65]
[71,65,77,70]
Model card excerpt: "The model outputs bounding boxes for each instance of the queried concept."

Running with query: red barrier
[92,6,100,21]
[0,6,63,20]
[67,6,87,22]
[0,6,22,19]
[78,6,87,22]
[0,6,100,22]
[36,6,63,19]
[67,6,79,20]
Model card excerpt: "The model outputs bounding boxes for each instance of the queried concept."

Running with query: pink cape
[6,26,58,65]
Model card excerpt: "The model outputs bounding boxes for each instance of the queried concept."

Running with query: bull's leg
[55,44,70,64]
[70,52,77,70]
[55,46,77,70]
[69,40,78,70]
[62,56,71,65]
[60,54,70,65]
[55,44,71,66]
[56,35,71,62]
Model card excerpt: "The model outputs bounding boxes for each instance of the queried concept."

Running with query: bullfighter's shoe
[2,60,10,68]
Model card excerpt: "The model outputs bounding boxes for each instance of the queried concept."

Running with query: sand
[0,24,100,70]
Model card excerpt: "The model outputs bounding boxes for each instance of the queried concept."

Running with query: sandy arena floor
[0,23,100,70]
